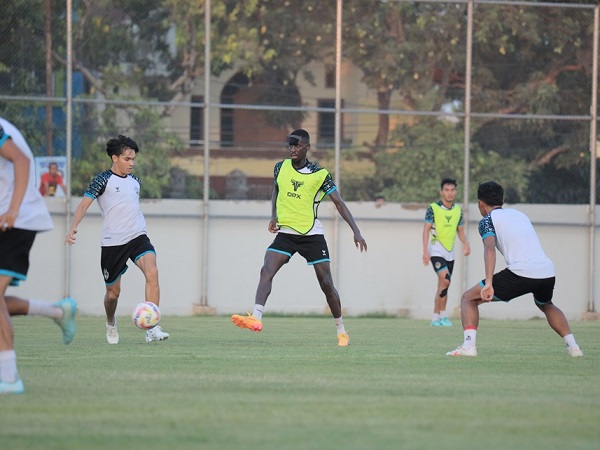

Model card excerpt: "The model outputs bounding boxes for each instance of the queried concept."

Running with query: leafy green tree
[71,105,182,198]
[366,119,527,203]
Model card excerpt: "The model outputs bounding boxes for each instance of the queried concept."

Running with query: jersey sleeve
[322,172,336,195]
[478,214,495,239]
[84,171,111,200]
[273,161,283,186]
[424,205,434,223]
[0,125,9,147]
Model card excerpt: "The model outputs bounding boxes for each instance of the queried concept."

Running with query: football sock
[432,313,441,322]
[463,327,477,348]
[0,350,19,383]
[440,310,447,319]
[28,299,62,320]
[334,316,346,334]
[252,304,264,321]
[563,333,578,349]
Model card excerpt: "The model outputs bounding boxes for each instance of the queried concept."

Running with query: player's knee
[440,287,448,298]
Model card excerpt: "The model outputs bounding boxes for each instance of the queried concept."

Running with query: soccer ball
[132,302,161,330]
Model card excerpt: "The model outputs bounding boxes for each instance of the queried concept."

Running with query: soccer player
[231,129,367,346]
[447,181,583,357]
[65,135,169,345]
[422,178,470,326]
[0,117,77,395]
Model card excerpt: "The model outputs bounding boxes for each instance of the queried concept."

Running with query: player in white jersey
[447,181,582,357]
[0,117,77,395]
[65,135,169,344]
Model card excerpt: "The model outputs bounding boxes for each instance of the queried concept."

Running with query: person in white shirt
[65,135,168,345]
[447,181,583,357]
[0,117,77,395]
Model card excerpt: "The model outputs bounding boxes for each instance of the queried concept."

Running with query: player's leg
[5,296,77,345]
[135,251,169,342]
[313,262,349,346]
[104,278,121,344]
[446,282,483,356]
[232,235,291,332]
[134,251,160,305]
[534,278,582,356]
[0,276,23,393]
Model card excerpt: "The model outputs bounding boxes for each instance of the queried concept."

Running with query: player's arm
[0,138,29,229]
[268,184,280,233]
[480,235,497,302]
[328,190,367,252]
[422,222,432,265]
[457,225,470,256]
[65,195,94,245]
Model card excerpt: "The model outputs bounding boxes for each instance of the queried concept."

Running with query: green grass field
[1,316,599,450]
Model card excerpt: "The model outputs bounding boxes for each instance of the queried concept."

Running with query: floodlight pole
[200,0,211,308]
[587,6,598,313]
[461,0,474,296]
[332,0,342,283]
[64,0,73,298]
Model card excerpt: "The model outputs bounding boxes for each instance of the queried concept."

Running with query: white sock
[252,304,264,321]
[28,299,62,320]
[0,350,19,383]
[334,316,346,334]
[463,328,477,348]
[432,313,441,322]
[563,333,578,349]
[440,310,447,319]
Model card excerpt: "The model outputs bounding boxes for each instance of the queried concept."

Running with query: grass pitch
[2,316,599,450]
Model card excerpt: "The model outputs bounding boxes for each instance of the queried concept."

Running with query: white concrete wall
[9,198,599,321]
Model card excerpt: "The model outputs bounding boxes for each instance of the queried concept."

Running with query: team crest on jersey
[103,268,109,280]
[290,179,304,191]
[434,261,441,270]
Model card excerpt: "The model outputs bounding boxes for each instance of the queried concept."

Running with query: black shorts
[267,233,330,265]
[0,228,37,286]
[430,256,454,277]
[101,234,155,285]
[482,268,555,305]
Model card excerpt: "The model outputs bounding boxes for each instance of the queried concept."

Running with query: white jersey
[84,170,146,246]
[479,207,554,279]
[0,117,54,232]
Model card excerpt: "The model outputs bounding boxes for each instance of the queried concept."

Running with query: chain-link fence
[0,0,598,205]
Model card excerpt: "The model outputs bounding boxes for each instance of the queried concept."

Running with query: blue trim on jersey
[325,185,337,195]
[267,248,292,257]
[0,133,9,148]
[84,192,95,200]
[481,232,495,239]
[134,250,156,264]
[308,258,330,265]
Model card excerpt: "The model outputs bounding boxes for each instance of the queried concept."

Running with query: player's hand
[463,242,471,256]
[65,229,77,245]
[354,233,367,252]
[268,219,280,233]
[422,252,430,266]
[0,208,18,231]
[481,283,494,302]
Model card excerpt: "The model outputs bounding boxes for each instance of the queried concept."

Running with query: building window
[318,99,343,144]
[190,95,204,145]
[325,68,335,89]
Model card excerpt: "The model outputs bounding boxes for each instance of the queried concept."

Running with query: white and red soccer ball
[131,301,161,330]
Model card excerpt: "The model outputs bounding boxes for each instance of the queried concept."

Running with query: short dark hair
[477,181,504,207]
[288,129,310,146]
[106,135,139,158]
[440,178,457,189]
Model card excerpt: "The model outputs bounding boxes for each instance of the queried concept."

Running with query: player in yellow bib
[422,178,470,326]
[232,129,367,346]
